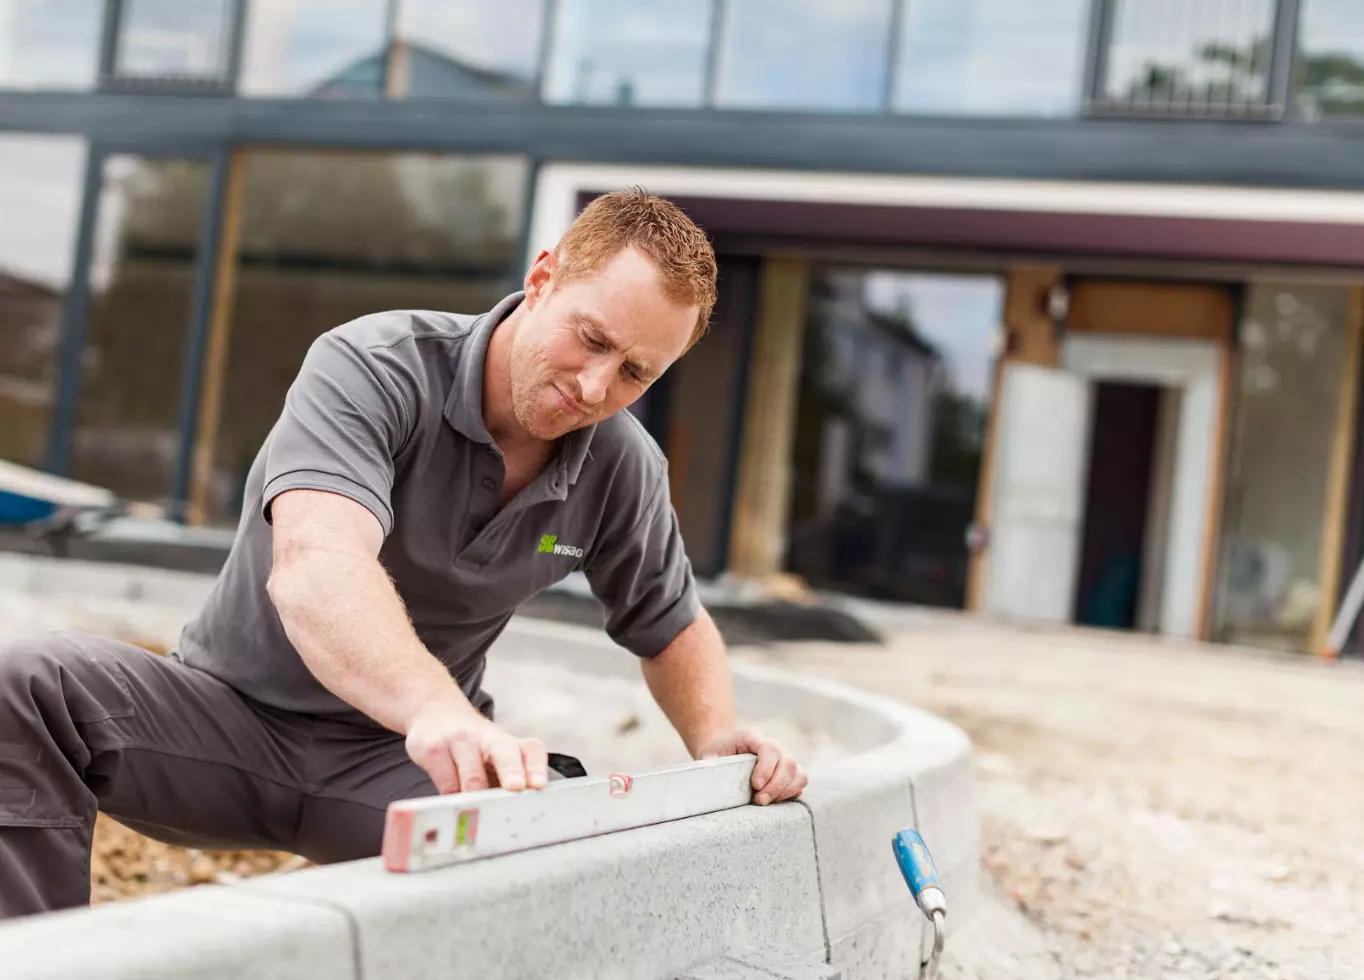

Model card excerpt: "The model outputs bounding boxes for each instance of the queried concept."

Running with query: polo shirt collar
[445,291,596,487]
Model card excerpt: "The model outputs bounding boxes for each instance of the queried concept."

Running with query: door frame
[47,139,232,515]
[1061,334,1225,639]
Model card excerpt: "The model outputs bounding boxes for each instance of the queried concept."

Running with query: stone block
[795,758,920,947]
[0,885,355,980]
[244,803,824,980]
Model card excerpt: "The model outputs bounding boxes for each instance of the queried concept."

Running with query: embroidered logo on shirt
[537,534,584,558]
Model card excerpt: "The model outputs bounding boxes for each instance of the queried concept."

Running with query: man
[0,189,807,919]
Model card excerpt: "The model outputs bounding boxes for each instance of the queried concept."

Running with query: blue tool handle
[892,829,941,900]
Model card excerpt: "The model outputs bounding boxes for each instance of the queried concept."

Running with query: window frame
[96,0,247,95]
[1081,0,1303,120]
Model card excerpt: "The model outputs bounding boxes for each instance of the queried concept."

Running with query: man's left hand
[696,729,808,805]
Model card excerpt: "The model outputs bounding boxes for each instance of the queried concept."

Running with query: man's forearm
[268,549,474,734]
[639,608,736,758]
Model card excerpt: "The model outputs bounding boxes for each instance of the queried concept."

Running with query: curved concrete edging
[499,617,981,978]
[0,556,978,980]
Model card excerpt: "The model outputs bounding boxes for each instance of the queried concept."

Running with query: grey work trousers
[0,631,441,920]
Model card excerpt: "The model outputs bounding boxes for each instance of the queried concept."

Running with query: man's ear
[524,249,558,307]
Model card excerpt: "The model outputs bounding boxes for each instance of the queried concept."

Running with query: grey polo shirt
[178,292,700,724]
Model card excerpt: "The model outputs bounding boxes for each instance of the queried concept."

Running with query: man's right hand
[404,703,549,795]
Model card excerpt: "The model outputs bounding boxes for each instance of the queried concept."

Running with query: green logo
[538,534,557,554]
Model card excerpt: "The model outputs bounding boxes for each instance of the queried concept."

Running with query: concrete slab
[0,885,355,980]
[243,804,825,980]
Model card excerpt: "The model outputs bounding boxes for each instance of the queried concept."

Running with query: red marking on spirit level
[382,807,414,873]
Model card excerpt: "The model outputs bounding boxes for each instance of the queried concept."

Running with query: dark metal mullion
[170,151,232,511]
[96,0,124,86]
[47,145,107,476]
[1081,0,1116,110]
[881,0,908,113]
[534,0,559,102]
[1267,0,1302,115]
[226,0,249,90]
[702,0,728,107]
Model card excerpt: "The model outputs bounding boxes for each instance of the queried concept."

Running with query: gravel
[740,613,1364,979]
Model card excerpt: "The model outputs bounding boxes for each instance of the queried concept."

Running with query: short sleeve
[584,474,700,658]
[260,330,418,536]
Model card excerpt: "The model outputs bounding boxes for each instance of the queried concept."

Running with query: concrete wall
[0,555,978,980]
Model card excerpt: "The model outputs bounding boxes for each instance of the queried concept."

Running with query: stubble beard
[511,372,578,442]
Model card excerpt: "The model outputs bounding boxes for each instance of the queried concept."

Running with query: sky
[543,0,712,106]
[0,134,87,290]
[399,0,544,80]
[894,0,1088,116]
[0,0,101,89]
[1298,0,1364,52]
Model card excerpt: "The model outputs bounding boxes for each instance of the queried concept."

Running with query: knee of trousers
[0,633,134,723]
[0,634,127,826]
[0,635,66,694]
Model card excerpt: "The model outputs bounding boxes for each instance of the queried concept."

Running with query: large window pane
[112,0,235,83]
[239,0,387,98]
[786,269,1001,608]
[391,0,543,101]
[713,0,891,111]
[1295,0,1364,119]
[1213,284,1351,653]
[203,152,528,526]
[543,0,711,107]
[1099,0,1276,111]
[71,156,211,504]
[894,0,1088,116]
[0,0,102,90]
[0,134,86,468]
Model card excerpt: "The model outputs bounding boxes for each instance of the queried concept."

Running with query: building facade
[3,0,1364,656]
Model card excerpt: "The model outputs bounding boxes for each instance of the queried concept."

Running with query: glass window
[543,0,712,107]
[0,134,87,468]
[786,268,1002,608]
[893,0,1088,116]
[111,0,235,83]
[713,0,892,111]
[1213,284,1352,653]
[201,151,528,526]
[1295,0,1364,119]
[1099,0,1277,110]
[391,0,543,101]
[0,0,102,90]
[71,155,212,505]
[238,0,388,98]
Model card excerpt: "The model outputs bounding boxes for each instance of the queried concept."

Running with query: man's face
[508,246,698,441]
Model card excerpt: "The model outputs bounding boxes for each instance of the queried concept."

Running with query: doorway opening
[1073,381,1176,630]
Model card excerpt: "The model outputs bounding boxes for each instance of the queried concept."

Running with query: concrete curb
[0,556,979,980]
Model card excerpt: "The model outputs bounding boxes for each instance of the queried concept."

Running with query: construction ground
[3,580,1361,979]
